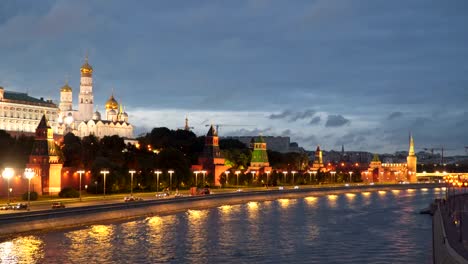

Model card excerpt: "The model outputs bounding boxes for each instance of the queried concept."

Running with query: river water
[0,187,442,264]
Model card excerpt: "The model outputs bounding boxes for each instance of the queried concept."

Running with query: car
[51,202,65,209]
[14,203,28,210]
[0,204,13,210]
[278,186,284,190]
[294,186,299,189]
[124,196,143,202]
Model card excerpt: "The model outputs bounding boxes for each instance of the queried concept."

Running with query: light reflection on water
[1,188,438,263]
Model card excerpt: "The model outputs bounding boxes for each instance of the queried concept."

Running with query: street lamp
[291,171,297,185]
[168,170,174,192]
[24,168,34,211]
[77,170,85,201]
[250,171,256,185]
[235,170,241,186]
[154,170,162,195]
[282,171,288,184]
[2,168,14,203]
[349,171,353,183]
[224,171,230,186]
[330,171,336,183]
[307,171,313,183]
[265,171,271,188]
[100,169,109,197]
[201,170,207,185]
[194,171,200,187]
[129,170,136,196]
[312,171,317,183]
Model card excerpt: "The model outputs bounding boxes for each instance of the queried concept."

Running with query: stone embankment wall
[433,201,468,264]
[0,183,437,238]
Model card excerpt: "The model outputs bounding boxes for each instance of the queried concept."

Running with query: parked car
[51,202,65,209]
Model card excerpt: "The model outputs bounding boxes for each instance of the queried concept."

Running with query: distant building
[192,125,230,187]
[223,136,304,153]
[27,115,63,195]
[56,56,133,139]
[0,87,58,135]
[246,135,272,175]
[363,135,417,183]
[310,145,326,172]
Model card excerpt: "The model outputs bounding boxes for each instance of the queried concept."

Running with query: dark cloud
[309,116,321,125]
[268,109,316,122]
[268,110,292,120]
[387,111,403,120]
[325,115,350,127]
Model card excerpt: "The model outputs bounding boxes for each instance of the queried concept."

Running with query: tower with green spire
[250,135,270,167]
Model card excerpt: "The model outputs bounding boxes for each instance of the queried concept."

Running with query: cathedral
[56,56,133,139]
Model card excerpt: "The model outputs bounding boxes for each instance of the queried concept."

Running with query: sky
[1,0,467,155]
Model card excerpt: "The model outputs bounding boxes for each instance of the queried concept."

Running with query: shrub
[22,191,38,201]
[59,187,79,198]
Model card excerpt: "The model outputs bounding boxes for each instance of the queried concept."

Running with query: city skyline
[1,1,467,154]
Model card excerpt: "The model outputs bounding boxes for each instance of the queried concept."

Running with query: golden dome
[60,83,72,92]
[105,95,119,110]
[80,57,93,74]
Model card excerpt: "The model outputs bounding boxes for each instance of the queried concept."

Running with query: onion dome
[108,109,117,116]
[122,112,128,118]
[80,57,93,74]
[92,111,101,121]
[60,83,72,92]
[105,95,119,110]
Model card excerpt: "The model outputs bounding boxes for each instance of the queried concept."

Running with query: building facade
[0,87,58,135]
[56,57,134,139]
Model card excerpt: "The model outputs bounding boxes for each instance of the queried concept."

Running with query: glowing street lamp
[291,171,297,185]
[265,171,271,188]
[2,168,14,203]
[307,171,313,183]
[312,171,317,183]
[194,171,200,186]
[100,170,109,197]
[154,170,162,194]
[330,171,336,183]
[224,171,230,186]
[282,171,288,184]
[77,170,85,201]
[168,170,174,191]
[129,170,136,196]
[250,171,256,184]
[24,168,34,210]
[349,171,353,183]
[201,170,207,185]
[235,170,241,186]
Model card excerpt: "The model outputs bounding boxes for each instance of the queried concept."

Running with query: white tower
[78,56,94,121]
[59,81,73,112]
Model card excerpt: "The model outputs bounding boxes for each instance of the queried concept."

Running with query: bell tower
[78,55,94,121]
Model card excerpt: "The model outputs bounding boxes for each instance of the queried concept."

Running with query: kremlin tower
[78,56,94,121]
[407,134,417,182]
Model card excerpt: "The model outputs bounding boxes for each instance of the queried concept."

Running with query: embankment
[0,183,438,238]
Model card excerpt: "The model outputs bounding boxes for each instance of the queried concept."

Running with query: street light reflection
[277,199,291,208]
[304,196,317,205]
[391,189,400,194]
[219,205,232,214]
[345,193,356,201]
[378,190,386,195]
[0,236,44,264]
[327,194,338,207]
[407,189,415,193]
[421,188,428,192]
[361,192,371,196]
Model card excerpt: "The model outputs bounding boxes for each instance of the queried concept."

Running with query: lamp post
[291,171,297,185]
[2,168,14,203]
[349,171,353,183]
[331,171,336,184]
[194,171,200,187]
[312,171,317,184]
[282,171,288,184]
[154,170,162,195]
[129,170,136,196]
[95,181,98,194]
[77,170,85,201]
[168,170,174,192]
[100,170,109,197]
[250,171,256,185]
[201,170,207,186]
[265,171,271,188]
[235,170,241,186]
[224,171,230,186]
[307,171,313,183]
[24,168,34,211]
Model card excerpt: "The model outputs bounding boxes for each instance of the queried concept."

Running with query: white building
[0,87,58,135]
[56,57,134,139]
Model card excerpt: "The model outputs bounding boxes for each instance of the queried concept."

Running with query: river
[0,187,442,263]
